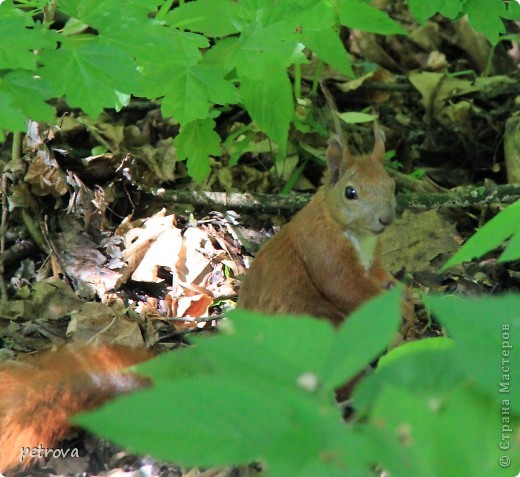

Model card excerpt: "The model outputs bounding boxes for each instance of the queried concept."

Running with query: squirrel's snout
[379,214,394,227]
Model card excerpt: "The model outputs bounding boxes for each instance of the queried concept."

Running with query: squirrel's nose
[379,215,394,227]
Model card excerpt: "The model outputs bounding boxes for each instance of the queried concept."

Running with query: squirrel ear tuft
[372,120,385,163]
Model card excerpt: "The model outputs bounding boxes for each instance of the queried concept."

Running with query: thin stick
[150,183,520,213]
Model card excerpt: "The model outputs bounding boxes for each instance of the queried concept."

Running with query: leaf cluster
[77,289,520,476]
[444,199,520,268]
[1,0,518,182]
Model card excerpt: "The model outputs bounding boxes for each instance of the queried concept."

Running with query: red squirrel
[238,119,397,324]
[0,94,408,474]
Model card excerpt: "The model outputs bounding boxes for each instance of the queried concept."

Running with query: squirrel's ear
[326,136,352,185]
[326,137,342,185]
[372,120,385,163]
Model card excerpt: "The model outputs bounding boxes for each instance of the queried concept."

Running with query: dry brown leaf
[137,138,178,182]
[132,228,183,282]
[122,209,178,281]
[178,227,215,286]
[454,17,492,74]
[175,293,213,319]
[67,302,144,346]
[0,278,83,321]
[408,71,480,120]
[24,153,69,198]
[116,211,245,320]
[380,210,459,273]
[337,67,396,103]
[349,30,403,73]
[54,216,122,300]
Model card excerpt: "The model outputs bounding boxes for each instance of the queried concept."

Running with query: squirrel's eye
[344,186,358,200]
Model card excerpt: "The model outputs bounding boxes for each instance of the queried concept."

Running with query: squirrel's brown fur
[0,344,151,473]
[238,130,397,325]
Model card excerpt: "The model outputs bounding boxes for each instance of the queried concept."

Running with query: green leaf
[265,1,354,76]
[500,227,520,262]
[39,35,141,117]
[407,0,464,21]
[353,338,461,414]
[174,118,221,183]
[76,375,369,474]
[406,0,443,21]
[426,294,520,414]
[464,0,506,44]
[439,0,466,19]
[74,294,520,475]
[77,311,375,475]
[167,0,240,37]
[139,312,335,398]
[58,0,160,30]
[106,23,207,72]
[0,70,55,122]
[337,0,406,35]
[223,311,336,388]
[339,112,376,124]
[200,36,241,73]
[160,63,236,124]
[0,7,56,70]
[104,24,208,101]
[442,200,520,269]
[235,21,306,80]
[322,287,402,392]
[0,89,28,133]
[369,385,516,477]
[76,377,298,466]
[503,0,520,21]
[303,28,354,77]
[135,341,217,381]
[240,70,293,159]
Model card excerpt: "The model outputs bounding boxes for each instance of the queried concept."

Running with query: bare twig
[167,314,225,324]
[397,183,520,209]
[2,240,36,267]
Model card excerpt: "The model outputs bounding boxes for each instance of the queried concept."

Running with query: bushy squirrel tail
[0,344,152,473]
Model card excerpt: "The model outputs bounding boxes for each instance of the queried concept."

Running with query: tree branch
[152,183,520,214]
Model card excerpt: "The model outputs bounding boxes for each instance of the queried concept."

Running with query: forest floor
[1,12,520,477]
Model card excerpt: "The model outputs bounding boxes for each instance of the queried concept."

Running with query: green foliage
[407,0,514,43]
[464,0,507,44]
[443,199,520,269]
[174,118,221,182]
[339,111,376,124]
[0,0,513,177]
[240,71,294,161]
[337,0,406,35]
[76,290,520,476]
[39,36,142,117]
[356,293,520,476]
[425,294,520,411]
[407,0,465,21]
[504,1,520,21]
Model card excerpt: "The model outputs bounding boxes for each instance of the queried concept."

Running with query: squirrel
[238,92,413,401]
[0,91,412,474]
[238,104,399,325]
